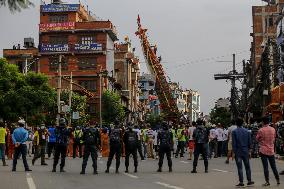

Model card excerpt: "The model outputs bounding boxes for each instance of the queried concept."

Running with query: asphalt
[0,155,283,189]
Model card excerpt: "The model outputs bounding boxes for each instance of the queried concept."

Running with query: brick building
[251,0,284,78]
[114,40,141,122]
[3,38,39,73]
[38,1,118,117]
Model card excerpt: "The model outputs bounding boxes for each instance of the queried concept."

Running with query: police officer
[105,121,123,173]
[80,125,100,175]
[191,119,209,173]
[32,123,48,166]
[123,124,138,173]
[52,118,71,173]
[157,122,173,172]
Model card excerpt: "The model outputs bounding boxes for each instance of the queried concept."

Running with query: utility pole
[56,55,63,126]
[69,72,73,127]
[99,66,103,128]
[214,54,245,120]
[242,60,249,122]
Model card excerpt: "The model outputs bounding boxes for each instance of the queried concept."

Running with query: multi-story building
[246,1,284,119]
[114,39,141,122]
[169,82,201,122]
[3,38,39,73]
[138,73,160,117]
[188,90,201,122]
[38,1,118,118]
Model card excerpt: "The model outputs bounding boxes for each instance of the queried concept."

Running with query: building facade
[38,2,118,118]
[3,38,39,74]
[139,73,160,118]
[114,40,141,122]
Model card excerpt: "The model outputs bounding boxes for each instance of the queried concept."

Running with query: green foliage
[0,58,56,125]
[0,0,34,12]
[61,91,90,126]
[209,107,231,128]
[102,90,125,124]
[146,113,164,128]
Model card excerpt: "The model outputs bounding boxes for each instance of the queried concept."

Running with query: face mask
[41,126,45,130]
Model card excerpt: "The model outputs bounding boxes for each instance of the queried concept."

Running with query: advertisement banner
[74,43,103,51]
[41,4,80,12]
[39,22,75,32]
[41,44,69,52]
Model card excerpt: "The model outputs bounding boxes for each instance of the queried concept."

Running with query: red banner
[39,22,75,32]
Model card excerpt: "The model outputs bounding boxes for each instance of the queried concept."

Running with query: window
[78,80,96,91]
[77,57,96,70]
[48,56,68,71]
[79,36,95,45]
[49,15,68,23]
[149,81,154,86]
[49,36,68,45]
[269,17,273,27]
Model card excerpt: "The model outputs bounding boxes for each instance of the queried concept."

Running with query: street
[1,156,283,189]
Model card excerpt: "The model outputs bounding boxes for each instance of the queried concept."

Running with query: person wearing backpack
[157,122,173,172]
[73,126,83,159]
[52,118,71,173]
[123,125,139,173]
[80,125,100,175]
[105,121,123,173]
[191,119,209,173]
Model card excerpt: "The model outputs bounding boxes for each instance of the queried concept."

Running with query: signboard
[41,44,69,52]
[41,4,80,12]
[39,22,75,32]
[74,43,103,51]
[72,112,80,120]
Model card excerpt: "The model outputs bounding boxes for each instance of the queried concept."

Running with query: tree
[0,0,34,12]
[102,90,125,124]
[146,113,164,128]
[209,107,231,128]
[0,58,56,125]
[60,91,90,127]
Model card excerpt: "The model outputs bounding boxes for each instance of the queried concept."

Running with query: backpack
[56,128,69,145]
[110,129,121,144]
[127,131,137,147]
[160,130,171,146]
[85,129,97,145]
[195,127,207,144]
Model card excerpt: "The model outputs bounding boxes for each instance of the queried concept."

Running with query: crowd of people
[0,116,284,187]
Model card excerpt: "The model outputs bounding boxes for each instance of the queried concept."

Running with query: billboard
[41,4,80,12]
[41,44,69,52]
[74,43,103,51]
[39,22,75,32]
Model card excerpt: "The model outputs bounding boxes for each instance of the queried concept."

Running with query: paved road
[1,155,283,189]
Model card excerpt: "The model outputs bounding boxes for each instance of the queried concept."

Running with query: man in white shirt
[146,127,155,159]
[209,126,217,158]
[215,123,224,157]
[133,125,145,160]
[187,121,196,160]
[226,120,237,164]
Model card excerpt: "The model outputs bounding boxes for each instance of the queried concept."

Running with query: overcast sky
[0,0,266,114]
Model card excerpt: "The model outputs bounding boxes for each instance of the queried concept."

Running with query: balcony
[39,21,118,41]
[39,43,105,55]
